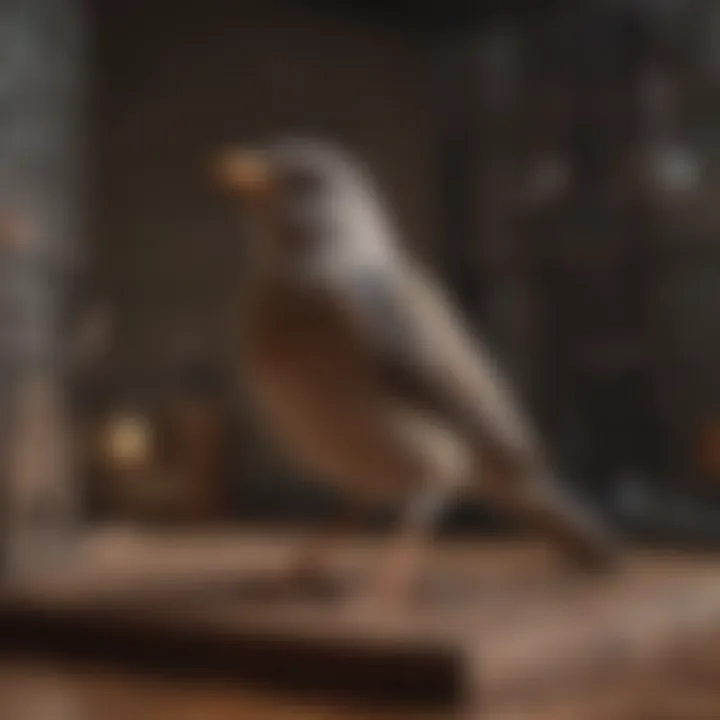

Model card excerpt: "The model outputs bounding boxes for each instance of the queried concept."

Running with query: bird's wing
[340,257,544,464]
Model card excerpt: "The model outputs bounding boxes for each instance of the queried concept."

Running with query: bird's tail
[484,463,623,570]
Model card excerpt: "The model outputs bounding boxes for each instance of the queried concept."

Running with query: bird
[212,137,622,607]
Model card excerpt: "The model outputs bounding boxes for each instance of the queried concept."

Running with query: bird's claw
[565,538,625,575]
[347,554,422,614]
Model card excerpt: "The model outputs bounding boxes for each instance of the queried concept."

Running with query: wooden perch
[1,530,720,716]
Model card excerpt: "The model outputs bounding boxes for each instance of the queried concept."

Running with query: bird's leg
[361,481,458,609]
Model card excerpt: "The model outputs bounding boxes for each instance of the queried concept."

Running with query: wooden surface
[2,527,720,717]
[0,659,444,720]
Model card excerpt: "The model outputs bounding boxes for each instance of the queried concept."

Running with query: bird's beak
[213,148,277,202]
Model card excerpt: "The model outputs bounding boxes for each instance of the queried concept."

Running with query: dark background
[77,0,720,537]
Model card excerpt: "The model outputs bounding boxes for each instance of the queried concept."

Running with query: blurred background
[78,0,720,538]
[4,0,720,716]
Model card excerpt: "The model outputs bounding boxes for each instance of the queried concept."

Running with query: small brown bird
[214,138,621,606]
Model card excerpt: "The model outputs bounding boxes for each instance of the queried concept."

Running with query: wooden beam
[3,530,720,714]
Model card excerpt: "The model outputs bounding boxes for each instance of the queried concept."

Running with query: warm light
[103,414,153,469]
[695,417,720,482]
[213,148,275,199]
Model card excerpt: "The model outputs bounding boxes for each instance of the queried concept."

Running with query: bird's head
[212,138,397,280]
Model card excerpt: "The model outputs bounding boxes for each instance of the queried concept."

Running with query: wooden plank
[0,529,465,708]
[2,529,720,714]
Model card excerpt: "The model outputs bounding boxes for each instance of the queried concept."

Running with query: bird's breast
[240,285,392,476]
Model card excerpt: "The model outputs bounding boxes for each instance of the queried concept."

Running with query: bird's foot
[348,544,424,614]
[282,563,350,601]
[347,574,418,616]
[562,531,625,575]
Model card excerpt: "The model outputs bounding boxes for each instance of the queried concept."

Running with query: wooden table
[2,527,720,717]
